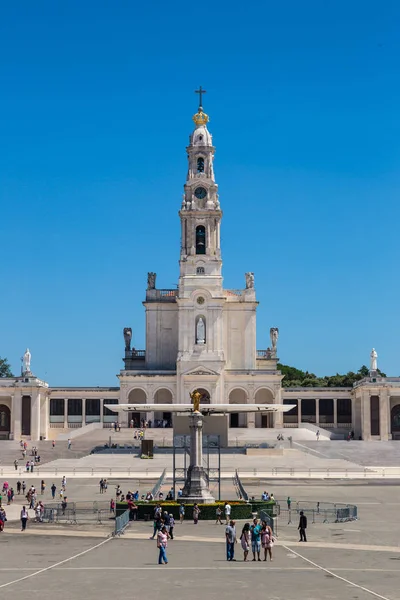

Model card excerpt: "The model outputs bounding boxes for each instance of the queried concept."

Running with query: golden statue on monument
[190,389,202,413]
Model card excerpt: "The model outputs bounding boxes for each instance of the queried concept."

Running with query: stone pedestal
[181,412,215,504]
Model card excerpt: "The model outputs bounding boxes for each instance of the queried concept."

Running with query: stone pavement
[0,490,398,600]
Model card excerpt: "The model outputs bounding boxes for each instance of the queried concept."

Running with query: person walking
[225,519,237,561]
[216,505,223,524]
[298,511,307,542]
[240,523,251,561]
[52,439,56,448]
[169,514,175,539]
[51,483,56,499]
[287,496,291,510]
[157,525,170,565]
[17,480,21,495]
[0,507,6,532]
[179,503,185,523]
[41,480,46,495]
[20,506,29,531]
[193,503,200,525]
[250,518,262,561]
[316,430,320,441]
[22,481,26,495]
[224,502,231,524]
[67,439,72,450]
[14,459,18,471]
[110,498,115,514]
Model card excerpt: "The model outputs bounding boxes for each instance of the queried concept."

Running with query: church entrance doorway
[391,405,400,439]
[21,395,31,436]
[230,413,239,428]
[0,405,10,433]
[255,388,274,428]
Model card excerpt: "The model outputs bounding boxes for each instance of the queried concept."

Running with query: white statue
[370,348,378,371]
[22,348,31,373]
[245,272,255,289]
[270,328,279,352]
[196,317,206,344]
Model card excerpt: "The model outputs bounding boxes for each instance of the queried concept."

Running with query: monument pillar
[315,398,320,425]
[181,412,215,503]
[82,398,86,426]
[297,399,302,426]
[31,392,41,441]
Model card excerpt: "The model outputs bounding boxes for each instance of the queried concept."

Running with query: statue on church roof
[245,272,255,289]
[370,348,378,371]
[123,328,132,351]
[270,328,279,355]
[22,348,31,374]
[147,272,156,290]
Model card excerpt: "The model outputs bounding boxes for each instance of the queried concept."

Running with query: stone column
[315,399,320,425]
[31,392,41,442]
[100,399,104,425]
[361,391,371,441]
[82,398,86,426]
[379,390,389,441]
[64,399,69,429]
[297,399,302,426]
[333,398,338,427]
[247,387,255,428]
[12,392,22,439]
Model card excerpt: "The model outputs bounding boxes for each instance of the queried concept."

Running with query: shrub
[116,500,277,520]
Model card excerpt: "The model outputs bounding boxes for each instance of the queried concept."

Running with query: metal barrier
[259,509,276,535]
[233,469,249,502]
[150,468,166,499]
[278,501,358,524]
[114,509,130,536]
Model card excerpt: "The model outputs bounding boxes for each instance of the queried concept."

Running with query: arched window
[196,266,205,274]
[196,226,206,254]
[197,157,204,173]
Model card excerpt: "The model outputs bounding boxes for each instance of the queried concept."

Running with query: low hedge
[116,500,276,521]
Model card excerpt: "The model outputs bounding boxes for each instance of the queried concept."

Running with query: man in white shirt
[224,502,231,524]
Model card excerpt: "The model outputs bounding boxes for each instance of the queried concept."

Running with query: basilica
[1,97,399,442]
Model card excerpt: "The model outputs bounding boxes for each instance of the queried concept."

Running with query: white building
[0,100,399,442]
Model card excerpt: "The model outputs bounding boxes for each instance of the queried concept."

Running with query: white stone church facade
[1,101,399,442]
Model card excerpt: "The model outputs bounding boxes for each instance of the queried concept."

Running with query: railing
[146,289,178,302]
[49,423,65,429]
[114,509,130,536]
[226,289,243,296]
[131,350,146,358]
[150,468,167,498]
[256,350,275,359]
[259,509,276,535]
[233,469,249,502]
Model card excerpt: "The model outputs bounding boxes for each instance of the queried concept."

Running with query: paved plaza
[0,479,399,599]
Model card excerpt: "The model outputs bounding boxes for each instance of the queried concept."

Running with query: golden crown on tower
[192,109,209,127]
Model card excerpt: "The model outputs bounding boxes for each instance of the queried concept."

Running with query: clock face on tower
[194,187,207,200]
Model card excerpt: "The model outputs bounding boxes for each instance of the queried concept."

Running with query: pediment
[183,366,220,377]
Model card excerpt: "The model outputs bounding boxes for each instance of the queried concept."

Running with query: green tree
[0,357,13,378]
[278,363,387,388]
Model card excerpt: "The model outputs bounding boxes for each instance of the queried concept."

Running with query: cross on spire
[195,86,207,109]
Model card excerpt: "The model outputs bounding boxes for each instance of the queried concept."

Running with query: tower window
[197,157,204,173]
[196,225,206,255]
[196,266,205,274]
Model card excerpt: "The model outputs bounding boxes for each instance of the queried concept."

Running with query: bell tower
[179,88,223,296]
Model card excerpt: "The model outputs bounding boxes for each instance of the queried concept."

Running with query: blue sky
[1,1,399,385]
